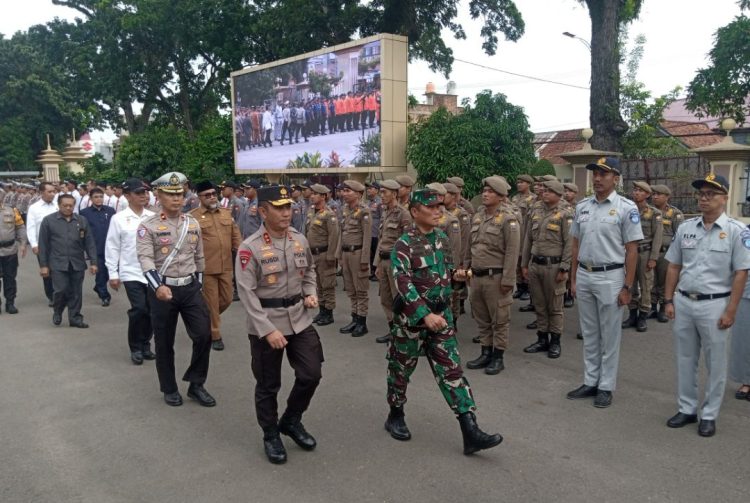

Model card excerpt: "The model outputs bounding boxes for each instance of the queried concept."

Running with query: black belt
[678,290,731,301]
[259,295,302,308]
[578,263,624,272]
[0,239,15,248]
[310,245,328,255]
[341,244,363,252]
[661,245,670,253]
[379,251,391,260]
[638,243,652,252]
[471,268,503,277]
[531,255,562,265]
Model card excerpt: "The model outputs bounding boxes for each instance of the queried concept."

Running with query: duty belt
[471,267,503,277]
[578,263,624,272]
[678,290,731,301]
[163,275,194,286]
[310,245,328,255]
[638,243,652,252]
[379,251,391,260]
[341,244,363,252]
[0,239,16,248]
[531,255,562,265]
[259,294,302,308]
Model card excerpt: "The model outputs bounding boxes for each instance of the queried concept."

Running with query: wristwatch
[663,299,674,305]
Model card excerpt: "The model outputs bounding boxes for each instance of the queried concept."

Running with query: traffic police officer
[235,185,322,464]
[650,184,684,322]
[567,157,642,408]
[136,172,214,408]
[0,198,27,314]
[305,183,339,326]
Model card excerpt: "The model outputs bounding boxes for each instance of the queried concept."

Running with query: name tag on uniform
[546,223,560,231]
[681,238,697,249]
[577,214,590,223]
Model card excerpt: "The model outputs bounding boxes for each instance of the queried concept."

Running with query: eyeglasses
[694,191,722,200]
[199,191,217,198]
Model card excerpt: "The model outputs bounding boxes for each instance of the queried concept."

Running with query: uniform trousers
[369,237,378,273]
[378,257,398,321]
[387,317,476,415]
[730,298,750,384]
[651,251,668,304]
[529,262,565,334]
[201,271,233,340]
[249,325,323,429]
[341,249,369,316]
[673,294,731,420]
[470,274,512,350]
[36,254,54,301]
[628,250,653,312]
[148,282,211,393]
[51,265,85,323]
[93,253,110,301]
[0,254,19,303]
[123,281,153,353]
[576,267,624,391]
[312,253,336,310]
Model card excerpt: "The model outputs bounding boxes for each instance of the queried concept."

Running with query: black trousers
[124,281,153,353]
[148,282,211,393]
[0,254,19,303]
[369,236,378,274]
[249,325,323,429]
[51,265,85,323]
[36,254,53,301]
[93,254,110,301]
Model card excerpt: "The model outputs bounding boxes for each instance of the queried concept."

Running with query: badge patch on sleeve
[137,227,147,239]
[629,209,640,224]
[741,229,750,249]
[239,249,252,270]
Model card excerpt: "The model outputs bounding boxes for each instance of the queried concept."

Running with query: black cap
[257,185,293,206]
[121,178,147,193]
[585,156,621,175]
[692,173,729,193]
[219,180,238,189]
[194,180,216,194]
[242,179,261,189]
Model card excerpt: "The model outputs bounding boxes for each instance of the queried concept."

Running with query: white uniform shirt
[105,206,155,283]
[25,199,58,248]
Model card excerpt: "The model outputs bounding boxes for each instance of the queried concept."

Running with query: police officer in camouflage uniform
[650,184,684,322]
[384,188,503,456]
[0,198,27,314]
[305,183,339,326]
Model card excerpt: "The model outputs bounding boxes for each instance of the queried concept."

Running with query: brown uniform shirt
[376,203,411,267]
[658,204,684,252]
[337,201,372,266]
[467,205,521,287]
[136,212,205,276]
[305,206,339,263]
[521,203,573,270]
[191,206,241,275]
[637,204,664,261]
[0,205,27,257]
[458,197,475,216]
[438,208,462,271]
[447,205,471,268]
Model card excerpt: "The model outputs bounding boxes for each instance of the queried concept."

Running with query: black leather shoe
[315,308,334,326]
[458,412,502,455]
[467,346,492,369]
[375,333,391,343]
[636,311,648,332]
[351,315,368,337]
[70,320,89,329]
[593,390,613,408]
[526,320,538,330]
[312,308,323,324]
[263,429,287,464]
[566,384,598,399]
[563,293,574,308]
[519,291,530,301]
[385,406,411,441]
[485,350,505,375]
[279,416,317,450]
[622,308,637,329]
[187,384,216,407]
[212,339,225,351]
[547,334,561,359]
[657,306,669,323]
[131,351,144,365]
[666,412,698,428]
[735,386,750,400]
[5,303,18,314]
[164,391,183,406]
[101,298,111,307]
[339,314,357,333]
[52,312,62,326]
[698,419,716,437]
[142,348,156,360]
[471,335,481,343]
[523,332,549,353]
[519,304,535,313]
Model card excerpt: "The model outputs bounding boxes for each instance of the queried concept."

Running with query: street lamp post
[562,31,591,52]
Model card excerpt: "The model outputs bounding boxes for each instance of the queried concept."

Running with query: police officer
[0,196,27,314]
[620,181,663,333]
[512,174,537,302]
[239,180,262,240]
[521,181,572,359]
[650,184,684,322]
[395,174,414,208]
[562,182,580,308]
[385,188,502,455]
[443,182,471,320]
[447,176,476,216]
[465,176,521,375]
[663,173,750,437]
[567,157,642,408]
[365,181,382,280]
[235,185,322,464]
[337,180,372,337]
[290,185,305,233]
[136,172,214,408]
[305,183,339,326]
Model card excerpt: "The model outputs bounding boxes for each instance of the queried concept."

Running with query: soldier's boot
[466,346,492,369]
[384,406,411,441]
[312,307,324,324]
[648,303,658,319]
[622,308,638,329]
[316,308,334,326]
[547,333,562,359]
[339,313,358,333]
[279,413,317,451]
[636,311,648,333]
[351,315,368,337]
[657,304,669,323]
[471,334,481,343]
[518,283,530,302]
[485,349,505,375]
[526,320,538,330]
[457,412,503,455]
[519,303,535,313]
[523,331,549,353]
[459,299,466,315]
[262,426,287,465]
[512,283,522,299]
[375,322,392,344]
[563,290,574,308]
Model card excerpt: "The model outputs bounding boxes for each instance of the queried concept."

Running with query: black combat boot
[5,300,18,314]
[351,315,368,337]
[316,308,334,326]
[262,426,287,464]
[457,412,503,455]
[279,413,317,451]
[375,322,392,344]
[384,406,411,441]
[485,349,505,375]
[339,313,357,333]
[548,333,561,359]
[518,283,530,301]
[523,331,549,353]
[636,311,648,332]
[467,346,492,369]
[563,290,574,308]
[519,302,535,313]
[622,308,638,329]
[513,283,522,299]
[657,304,669,323]
[648,303,658,319]
[312,307,324,324]
[471,335,481,343]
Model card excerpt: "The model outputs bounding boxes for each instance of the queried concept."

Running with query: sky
[0,0,744,138]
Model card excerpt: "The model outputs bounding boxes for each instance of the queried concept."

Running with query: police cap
[379,179,401,191]
[691,173,729,193]
[585,156,621,175]
[395,175,415,187]
[258,185,294,206]
[153,172,187,194]
[632,181,652,194]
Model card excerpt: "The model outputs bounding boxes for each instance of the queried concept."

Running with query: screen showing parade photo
[232,39,382,172]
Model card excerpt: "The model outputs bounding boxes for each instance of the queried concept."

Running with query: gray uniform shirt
[238,197,262,239]
[0,206,27,256]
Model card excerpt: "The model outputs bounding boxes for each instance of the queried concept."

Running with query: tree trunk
[587,0,628,152]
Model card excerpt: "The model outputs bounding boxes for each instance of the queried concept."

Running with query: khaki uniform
[0,205,27,307]
[337,202,372,316]
[628,205,663,312]
[458,197,475,216]
[305,205,339,310]
[192,206,241,340]
[376,203,411,321]
[439,208,465,319]
[467,206,521,349]
[511,193,535,292]
[521,203,573,335]
[652,204,684,303]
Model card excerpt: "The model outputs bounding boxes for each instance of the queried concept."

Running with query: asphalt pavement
[1,256,748,503]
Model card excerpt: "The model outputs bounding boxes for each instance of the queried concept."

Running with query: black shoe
[735,386,750,400]
[519,291,530,302]
[232,291,240,302]
[512,289,522,299]
[593,390,613,408]
[339,314,357,333]
[142,348,156,360]
[263,428,287,464]
[384,406,411,441]
[457,412,502,455]
[5,303,18,314]
[485,349,504,375]
[471,335,481,344]
[375,333,391,343]
[523,332,549,353]
[526,321,538,330]
[466,346,492,369]
[316,308,334,326]
[563,293,574,308]
[566,384,598,400]
[666,412,698,428]
[52,312,62,326]
[519,304,535,313]
[164,391,183,406]
[698,419,716,437]
[70,320,89,329]
[351,315,368,337]
[636,311,648,332]
[187,384,216,407]
[657,305,669,323]
[312,308,324,324]
[369,274,378,282]
[279,415,317,451]
[212,339,225,351]
[131,351,144,365]
[647,303,658,319]
[101,298,110,307]
[576,332,583,340]
[622,308,637,329]
[547,334,561,359]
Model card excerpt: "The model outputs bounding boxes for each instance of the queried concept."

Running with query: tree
[407,90,535,198]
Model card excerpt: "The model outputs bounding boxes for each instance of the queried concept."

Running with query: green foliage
[530,159,555,176]
[182,114,235,182]
[308,71,342,98]
[353,133,381,167]
[115,125,188,182]
[407,90,535,198]
[408,94,419,108]
[287,152,324,170]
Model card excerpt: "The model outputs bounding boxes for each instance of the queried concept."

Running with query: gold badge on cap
[169,173,179,185]
[706,173,716,182]
[280,187,288,197]
[598,157,607,165]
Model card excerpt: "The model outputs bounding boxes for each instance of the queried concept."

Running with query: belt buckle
[689,293,698,301]
[585,264,593,272]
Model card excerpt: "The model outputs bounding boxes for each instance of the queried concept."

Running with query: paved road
[1,256,748,503]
